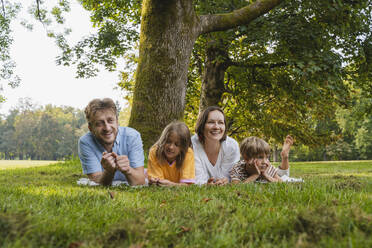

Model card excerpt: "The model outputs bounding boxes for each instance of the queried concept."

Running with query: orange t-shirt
[147,146,195,183]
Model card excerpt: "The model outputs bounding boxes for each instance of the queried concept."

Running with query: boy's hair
[153,121,192,169]
[240,136,271,159]
[195,106,227,144]
[84,98,118,126]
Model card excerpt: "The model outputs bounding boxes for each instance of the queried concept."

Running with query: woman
[192,106,240,185]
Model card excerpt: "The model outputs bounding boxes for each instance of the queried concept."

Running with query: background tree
[0,100,88,160]
[186,0,372,147]
[2,0,372,153]
[38,0,284,149]
[0,1,21,102]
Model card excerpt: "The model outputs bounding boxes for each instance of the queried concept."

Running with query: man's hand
[114,153,132,175]
[101,152,117,174]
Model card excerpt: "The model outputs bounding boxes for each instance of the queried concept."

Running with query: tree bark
[199,39,230,112]
[129,0,284,150]
[129,0,199,150]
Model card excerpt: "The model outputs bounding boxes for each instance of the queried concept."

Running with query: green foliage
[0,160,372,247]
[0,101,87,160]
[186,0,372,147]
[334,89,372,160]
[53,0,141,77]
[0,1,21,102]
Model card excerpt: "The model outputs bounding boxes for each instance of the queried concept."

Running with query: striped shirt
[229,160,278,183]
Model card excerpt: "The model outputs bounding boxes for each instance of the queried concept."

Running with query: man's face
[89,109,118,148]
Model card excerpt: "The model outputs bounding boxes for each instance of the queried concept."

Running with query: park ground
[0,159,371,247]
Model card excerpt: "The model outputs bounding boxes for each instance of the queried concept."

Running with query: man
[78,98,145,186]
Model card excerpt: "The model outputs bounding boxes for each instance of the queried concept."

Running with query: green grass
[0,160,371,248]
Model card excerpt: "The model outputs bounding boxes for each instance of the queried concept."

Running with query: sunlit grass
[0,159,371,247]
[0,160,61,169]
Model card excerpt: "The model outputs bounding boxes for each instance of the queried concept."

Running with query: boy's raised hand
[281,135,294,159]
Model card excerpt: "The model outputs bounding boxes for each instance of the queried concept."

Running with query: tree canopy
[1,0,372,151]
[186,0,372,146]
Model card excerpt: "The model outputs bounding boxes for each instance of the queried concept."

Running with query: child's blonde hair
[240,136,271,159]
[153,121,192,169]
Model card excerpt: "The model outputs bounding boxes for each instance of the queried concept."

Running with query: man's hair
[153,121,192,170]
[84,98,118,125]
[240,136,271,159]
[195,106,227,144]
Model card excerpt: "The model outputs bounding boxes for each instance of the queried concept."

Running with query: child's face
[244,153,270,172]
[164,132,181,163]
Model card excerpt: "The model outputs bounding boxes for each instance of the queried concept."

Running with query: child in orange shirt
[148,121,195,186]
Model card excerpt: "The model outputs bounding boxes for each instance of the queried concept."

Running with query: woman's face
[203,110,225,142]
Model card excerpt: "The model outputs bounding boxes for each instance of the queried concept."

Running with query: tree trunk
[199,39,230,112]
[129,0,284,150]
[129,0,199,150]
[272,145,278,162]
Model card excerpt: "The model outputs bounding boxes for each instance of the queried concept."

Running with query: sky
[0,1,127,116]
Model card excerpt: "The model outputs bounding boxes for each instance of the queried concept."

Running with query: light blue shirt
[78,126,144,181]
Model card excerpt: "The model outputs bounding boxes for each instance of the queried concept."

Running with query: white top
[192,134,240,185]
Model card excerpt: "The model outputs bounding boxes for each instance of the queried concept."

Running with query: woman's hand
[214,177,228,185]
[207,177,228,185]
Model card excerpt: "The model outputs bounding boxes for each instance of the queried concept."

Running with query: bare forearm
[88,171,115,186]
[280,155,289,170]
[264,174,282,182]
[243,174,260,183]
[158,179,189,186]
[124,168,146,186]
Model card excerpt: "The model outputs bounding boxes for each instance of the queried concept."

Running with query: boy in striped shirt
[230,135,295,183]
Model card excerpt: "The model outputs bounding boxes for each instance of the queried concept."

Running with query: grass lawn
[0,159,371,248]
[0,160,61,170]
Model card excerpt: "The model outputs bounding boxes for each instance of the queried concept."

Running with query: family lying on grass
[78,98,302,187]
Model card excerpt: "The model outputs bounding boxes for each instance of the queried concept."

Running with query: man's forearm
[88,170,115,186]
[124,168,146,186]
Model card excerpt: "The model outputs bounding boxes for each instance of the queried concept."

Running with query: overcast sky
[0,1,126,116]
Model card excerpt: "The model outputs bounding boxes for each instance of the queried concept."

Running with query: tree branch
[1,0,5,17]
[229,61,288,69]
[36,0,43,23]
[199,0,284,35]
